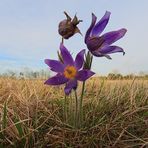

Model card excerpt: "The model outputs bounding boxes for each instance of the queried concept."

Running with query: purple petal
[99,46,125,55]
[75,49,85,70]
[45,59,64,73]
[60,43,74,65]
[77,70,95,81]
[85,13,97,43]
[91,50,112,59]
[91,45,125,59]
[64,79,77,95]
[91,11,111,37]
[102,28,127,45]
[44,74,68,85]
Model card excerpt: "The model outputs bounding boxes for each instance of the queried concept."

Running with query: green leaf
[2,101,7,130]
[13,112,26,147]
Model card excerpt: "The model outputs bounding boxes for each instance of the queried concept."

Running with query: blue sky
[0,0,148,75]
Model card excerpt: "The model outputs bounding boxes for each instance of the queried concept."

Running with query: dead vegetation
[0,77,148,147]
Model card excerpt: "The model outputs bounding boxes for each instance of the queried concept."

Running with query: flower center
[64,65,77,79]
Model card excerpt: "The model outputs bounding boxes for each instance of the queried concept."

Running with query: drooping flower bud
[58,11,82,39]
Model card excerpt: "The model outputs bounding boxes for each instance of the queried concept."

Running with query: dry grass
[0,77,148,147]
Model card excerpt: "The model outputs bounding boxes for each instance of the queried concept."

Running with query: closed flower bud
[58,11,82,39]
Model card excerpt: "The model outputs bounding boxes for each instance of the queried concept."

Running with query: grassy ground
[0,77,148,147]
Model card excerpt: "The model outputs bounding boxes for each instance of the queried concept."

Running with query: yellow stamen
[64,65,77,79]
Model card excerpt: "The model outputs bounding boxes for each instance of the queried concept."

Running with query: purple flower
[85,11,127,59]
[44,43,95,95]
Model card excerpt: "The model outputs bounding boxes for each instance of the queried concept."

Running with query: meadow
[0,77,148,147]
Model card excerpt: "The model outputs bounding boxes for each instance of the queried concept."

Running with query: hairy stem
[64,95,68,123]
[79,81,85,127]
[79,52,93,127]
[62,37,64,44]
[74,90,78,127]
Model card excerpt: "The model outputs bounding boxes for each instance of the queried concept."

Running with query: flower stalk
[64,95,68,123]
[74,90,78,127]
[79,51,93,127]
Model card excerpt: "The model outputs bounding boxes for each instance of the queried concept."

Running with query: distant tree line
[1,69,148,80]
[106,73,148,80]
[0,68,50,79]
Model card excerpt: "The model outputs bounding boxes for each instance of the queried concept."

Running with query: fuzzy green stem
[79,52,93,127]
[64,95,68,123]
[79,81,85,127]
[62,37,68,123]
[62,37,64,44]
[74,90,78,127]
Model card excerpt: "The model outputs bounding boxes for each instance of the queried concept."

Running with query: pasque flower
[44,43,95,95]
[58,12,82,39]
[85,11,127,59]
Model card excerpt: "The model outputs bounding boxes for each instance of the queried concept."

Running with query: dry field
[0,77,148,147]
